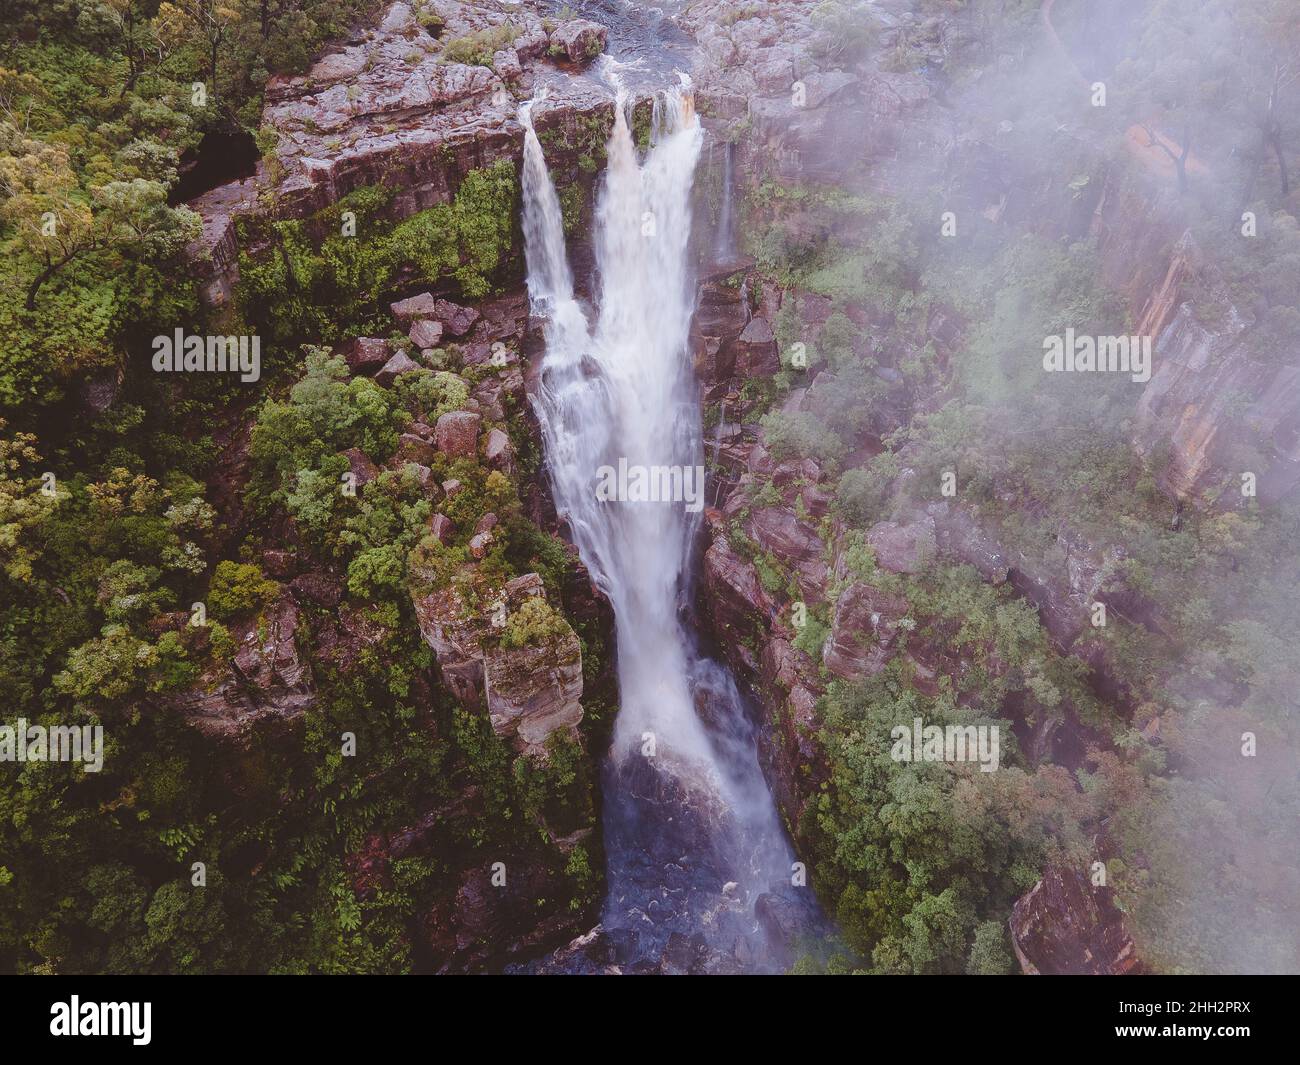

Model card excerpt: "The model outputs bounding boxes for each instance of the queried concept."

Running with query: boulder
[394,433,439,466]
[404,462,441,499]
[469,530,495,559]
[472,365,525,420]
[435,410,481,457]
[342,447,380,487]
[391,292,438,326]
[432,298,481,337]
[428,512,455,545]
[408,319,444,350]
[483,427,514,471]
[375,349,420,386]
[549,19,607,64]
[1010,866,1142,975]
[341,337,391,374]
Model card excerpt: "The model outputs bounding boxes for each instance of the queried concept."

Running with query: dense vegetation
[3,0,1296,976]
[726,0,1300,974]
[1,1,610,973]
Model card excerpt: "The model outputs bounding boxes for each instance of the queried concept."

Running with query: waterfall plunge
[521,86,809,969]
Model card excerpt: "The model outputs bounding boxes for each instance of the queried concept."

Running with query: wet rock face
[703,537,772,673]
[1010,866,1142,975]
[824,582,908,681]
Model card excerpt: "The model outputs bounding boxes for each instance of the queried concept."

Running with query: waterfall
[714,139,736,263]
[521,84,815,972]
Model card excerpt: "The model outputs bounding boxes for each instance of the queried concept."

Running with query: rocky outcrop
[866,517,936,575]
[823,581,908,680]
[1133,265,1300,502]
[1091,170,1300,505]
[547,19,607,64]
[169,596,313,743]
[347,786,598,972]
[187,1,614,306]
[262,2,609,219]
[1010,865,1142,975]
[184,167,264,309]
[411,570,583,755]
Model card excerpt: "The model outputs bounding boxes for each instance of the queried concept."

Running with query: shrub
[394,369,469,422]
[759,409,847,466]
[499,596,569,649]
[207,561,280,620]
[441,22,519,68]
[837,451,900,525]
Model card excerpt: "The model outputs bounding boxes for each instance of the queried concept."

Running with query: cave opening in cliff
[170,127,260,206]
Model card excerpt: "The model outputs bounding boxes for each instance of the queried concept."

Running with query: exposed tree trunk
[210,36,220,108]
[1235,137,1265,231]
[1141,123,1191,196]
[25,250,78,312]
[1270,131,1290,195]
[274,232,299,294]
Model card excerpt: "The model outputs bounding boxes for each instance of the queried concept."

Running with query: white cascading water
[523,83,717,771]
[521,81,813,970]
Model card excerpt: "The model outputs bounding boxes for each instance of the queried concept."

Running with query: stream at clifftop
[517,68,825,972]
